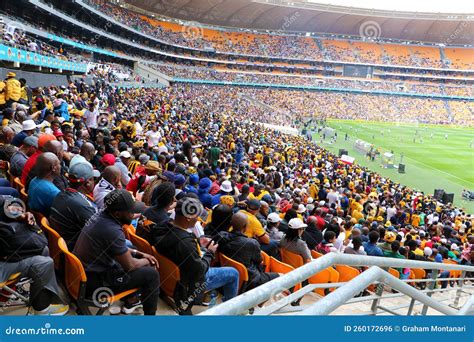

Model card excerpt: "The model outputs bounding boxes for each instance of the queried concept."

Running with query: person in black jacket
[217,212,279,292]
[136,182,175,244]
[302,217,323,250]
[154,194,239,315]
[0,196,69,315]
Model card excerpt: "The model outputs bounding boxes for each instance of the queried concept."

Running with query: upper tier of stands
[84,0,474,70]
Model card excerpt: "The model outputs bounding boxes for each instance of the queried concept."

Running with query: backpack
[0,221,48,262]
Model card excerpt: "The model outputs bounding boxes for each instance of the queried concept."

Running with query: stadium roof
[124,0,474,45]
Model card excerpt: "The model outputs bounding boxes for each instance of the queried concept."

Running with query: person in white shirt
[145,125,161,147]
[83,103,99,130]
[386,203,397,222]
[327,189,340,208]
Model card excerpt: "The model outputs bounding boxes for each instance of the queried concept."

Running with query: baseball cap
[38,134,56,148]
[246,199,261,210]
[101,153,116,166]
[119,151,131,159]
[189,174,199,185]
[297,204,306,213]
[267,212,282,223]
[174,174,186,186]
[53,131,64,138]
[138,154,150,165]
[23,136,38,148]
[288,218,307,230]
[104,189,145,213]
[69,162,95,182]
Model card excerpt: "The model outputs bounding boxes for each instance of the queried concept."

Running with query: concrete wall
[0,68,71,87]
[134,62,170,87]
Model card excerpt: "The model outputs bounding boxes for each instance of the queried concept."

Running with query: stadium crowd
[0,69,472,317]
[147,62,473,97]
[84,0,468,69]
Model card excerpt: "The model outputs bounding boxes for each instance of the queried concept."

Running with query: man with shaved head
[70,142,96,169]
[25,140,68,191]
[28,152,61,216]
[94,165,122,209]
[216,211,279,292]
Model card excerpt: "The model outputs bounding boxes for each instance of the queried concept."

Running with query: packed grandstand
[0,0,472,317]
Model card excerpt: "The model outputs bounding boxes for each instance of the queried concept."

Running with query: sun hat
[384,231,397,243]
[220,180,233,193]
[297,204,306,213]
[22,120,37,131]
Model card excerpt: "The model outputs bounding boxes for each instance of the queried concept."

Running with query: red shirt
[21,151,42,185]
[126,165,147,195]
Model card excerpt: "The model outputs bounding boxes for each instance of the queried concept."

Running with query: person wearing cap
[184,173,199,195]
[5,72,21,106]
[240,199,279,255]
[49,162,98,250]
[174,174,187,200]
[377,231,397,253]
[266,212,283,241]
[69,142,96,170]
[211,180,233,207]
[100,153,116,168]
[216,212,279,292]
[198,177,213,209]
[116,150,132,186]
[74,189,160,315]
[9,135,37,178]
[154,194,239,314]
[280,218,312,263]
[11,119,37,147]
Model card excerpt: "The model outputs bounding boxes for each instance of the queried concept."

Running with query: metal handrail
[199,253,474,316]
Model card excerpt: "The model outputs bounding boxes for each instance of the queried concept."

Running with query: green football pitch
[313,120,474,213]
